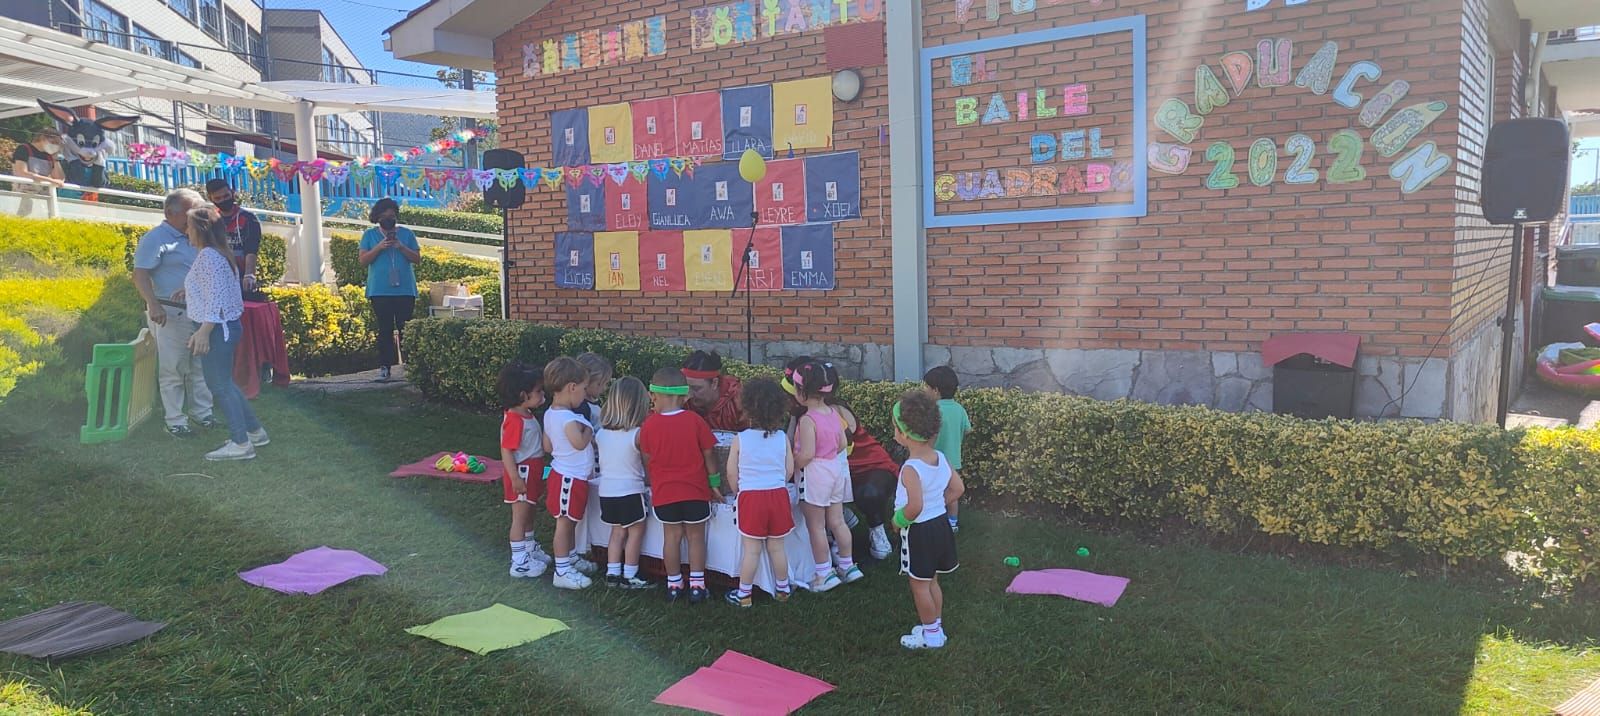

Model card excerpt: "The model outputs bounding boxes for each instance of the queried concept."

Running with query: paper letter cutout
[1331,61,1382,109]
[1256,39,1292,88]
[1294,41,1339,95]
[1359,80,1411,128]
[1388,141,1450,193]
[1219,52,1254,96]
[1155,98,1203,144]
[1195,64,1230,115]
[1371,100,1448,157]
[1148,142,1193,175]
[955,98,979,126]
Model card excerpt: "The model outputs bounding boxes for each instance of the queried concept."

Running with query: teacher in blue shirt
[358,197,421,382]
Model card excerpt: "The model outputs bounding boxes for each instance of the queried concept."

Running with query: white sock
[624,564,639,580]
[607,562,622,577]
[555,556,572,577]
[510,541,529,565]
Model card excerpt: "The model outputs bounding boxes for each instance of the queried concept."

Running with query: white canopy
[260,80,496,120]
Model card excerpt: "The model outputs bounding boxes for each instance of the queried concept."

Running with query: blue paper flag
[554,232,595,289]
[804,151,861,223]
[647,172,694,230]
[721,84,774,162]
[566,182,607,232]
[687,162,753,229]
[552,109,591,167]
[781,224,836,291]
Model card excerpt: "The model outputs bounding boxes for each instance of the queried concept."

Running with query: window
[225,10,247,56]
[199,0,222,41]
[131,24,163,58]
[321,45,337,83]
[247,28,264,70]
[175,50,201,69]
[168,0,197,23]
[83,0,130,50]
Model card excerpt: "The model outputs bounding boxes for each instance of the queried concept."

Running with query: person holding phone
[357,197,421,382]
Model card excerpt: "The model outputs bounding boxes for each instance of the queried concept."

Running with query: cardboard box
[428,281,467,307]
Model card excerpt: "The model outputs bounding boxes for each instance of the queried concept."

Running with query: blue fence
[106,159,445,212]
[1573,194,1600,220]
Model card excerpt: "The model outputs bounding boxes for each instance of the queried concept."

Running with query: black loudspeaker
[481,148,526,210]
[1481,118,1570,224]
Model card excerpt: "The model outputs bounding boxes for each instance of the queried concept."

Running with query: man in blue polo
[132,188,214,438]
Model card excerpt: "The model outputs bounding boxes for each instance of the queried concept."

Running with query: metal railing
[106,159,444,210]
[1571,194,1600,246]
[0,173,501,264]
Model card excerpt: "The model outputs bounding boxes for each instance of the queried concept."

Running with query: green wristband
[893,508,912,530]
[708,472,723,489]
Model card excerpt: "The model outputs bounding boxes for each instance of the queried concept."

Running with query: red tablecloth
[234,301,290,399]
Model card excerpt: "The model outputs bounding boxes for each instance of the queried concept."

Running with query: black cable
[1377,225,1516,419]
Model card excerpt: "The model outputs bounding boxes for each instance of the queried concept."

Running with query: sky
[265,0,484,87]
[1577,138,1600,189]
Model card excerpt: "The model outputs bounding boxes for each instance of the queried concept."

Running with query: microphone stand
[729,209,758,364]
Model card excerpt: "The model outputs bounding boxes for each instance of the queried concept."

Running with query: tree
[429,69,498,150]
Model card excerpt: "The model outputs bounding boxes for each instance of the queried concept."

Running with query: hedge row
[398,206,502,247]
[403,317,1600,590]
[327,233,498,289]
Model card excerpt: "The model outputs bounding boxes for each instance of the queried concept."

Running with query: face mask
[215,198,237,212]
[379,217,397,230]
[43,143,61,154]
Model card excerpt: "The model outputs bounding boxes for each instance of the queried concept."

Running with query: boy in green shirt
[923,366,971,533]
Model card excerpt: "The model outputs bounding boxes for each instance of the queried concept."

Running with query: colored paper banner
[756,158,807,226]
[731,226,784,292]
[605,176,649,231]
[588,103,634,164]
[593,231,641,290]
[647,172,694,230]
[632,97,679,160]
[721,84,774,161]
[676,91,725,157]
[555,232,596,289]
[804,151,862,222]
[639,230,687,292]
[772,77,834,152]
[567,182,607,231]
[552,109,591,167]
[691,162,755,229]
[781,223,836,290]
[683,230,734,291]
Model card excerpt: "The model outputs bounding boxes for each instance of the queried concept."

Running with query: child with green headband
[890,390,963,650]
[638,367,719,604]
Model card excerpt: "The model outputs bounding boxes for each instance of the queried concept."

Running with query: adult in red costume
[683,350,748,431]
[783,357,900,560]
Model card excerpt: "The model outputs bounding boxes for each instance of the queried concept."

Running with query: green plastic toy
[1003,556,1020,567]
[1076,547,1090,557]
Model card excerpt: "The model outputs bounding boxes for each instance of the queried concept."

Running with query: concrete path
[286,367,414,395]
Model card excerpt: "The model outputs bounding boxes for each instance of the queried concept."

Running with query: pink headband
[790,366,834,393]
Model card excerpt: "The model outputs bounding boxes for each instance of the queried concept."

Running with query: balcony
[1541,24,1600,138]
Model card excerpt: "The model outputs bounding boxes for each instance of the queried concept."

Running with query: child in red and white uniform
[791,361,863,592]
[543,356,599,589]
[890,390,964,650]
[724,378,796,607]
[498,362,552,578]
[639,367,718,604]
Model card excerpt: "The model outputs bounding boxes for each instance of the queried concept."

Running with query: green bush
[0,215,129,273]
[101,173,166,209]
[262,283,377,377]
[328,233,498,289]
[398,206,503,246]
[403,317,1600,591]
[256,234,287,285]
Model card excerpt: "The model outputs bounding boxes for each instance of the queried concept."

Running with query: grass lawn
[4,387,1600,714]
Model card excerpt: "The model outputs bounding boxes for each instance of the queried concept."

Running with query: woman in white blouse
[184,206,269,461]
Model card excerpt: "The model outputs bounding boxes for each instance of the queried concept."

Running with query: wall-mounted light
[831,69,863,103]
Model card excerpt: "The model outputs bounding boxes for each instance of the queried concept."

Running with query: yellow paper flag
[594,231,640,291]
[683,230,733,292]
[772,77,833,151]
[588,103,635,164]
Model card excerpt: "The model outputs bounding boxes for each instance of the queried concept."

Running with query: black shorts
[653,499,711,525]
[600,494,647,527]
[900,517,959,581]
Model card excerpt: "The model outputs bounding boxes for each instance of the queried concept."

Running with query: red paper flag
[675,91,724,158]
[639,231,687,292]
[755,159,807,226]
[604,176,649,231]
[729,227,783,292]
[631,97,678,160]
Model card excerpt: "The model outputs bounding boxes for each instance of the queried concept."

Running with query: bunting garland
[122,136,713,195]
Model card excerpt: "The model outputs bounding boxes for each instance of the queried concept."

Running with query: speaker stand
[1495,221,1523,428]
[730,211,758,364]
[499,205,512,320]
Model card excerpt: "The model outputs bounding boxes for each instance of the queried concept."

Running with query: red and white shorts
[502,458,546,504]
[737,487,795,539]
[546,469,590,521]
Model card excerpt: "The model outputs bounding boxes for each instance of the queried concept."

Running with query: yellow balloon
[738,148,768,183]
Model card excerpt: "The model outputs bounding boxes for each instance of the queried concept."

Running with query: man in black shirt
[205,178,263,292]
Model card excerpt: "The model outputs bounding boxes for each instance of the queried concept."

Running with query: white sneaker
[205,441,255,461]
[528,544,554,567]
[868,526,892,560]
[247,428,270,447]
[510,559,547,578]
[838,564,865,583]
[810,572,841,593]
[571,556,598,574]
[901,625,947,650]
[552,570,592,590]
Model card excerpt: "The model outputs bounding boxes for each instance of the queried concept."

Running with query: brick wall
[491,1,892,347]
[920,0,1467,362]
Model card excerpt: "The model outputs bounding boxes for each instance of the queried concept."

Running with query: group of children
[494,351,970,649]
